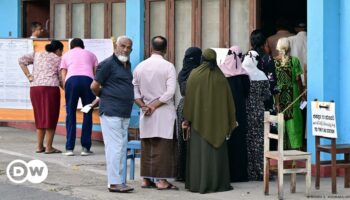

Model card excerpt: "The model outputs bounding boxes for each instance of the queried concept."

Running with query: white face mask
[117,55,129,63]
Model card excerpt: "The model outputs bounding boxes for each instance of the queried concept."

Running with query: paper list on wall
[0,39,34,109]
[83,39,114,63]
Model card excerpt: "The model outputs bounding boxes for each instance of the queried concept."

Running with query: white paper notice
[311,101,337,138]
[80,104,92,113]
[0,39,34,109]
[300,101,307,110]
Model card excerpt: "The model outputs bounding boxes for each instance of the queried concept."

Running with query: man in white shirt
[288,21,307,149]
[288,22,307,86]
[133,36,178,190]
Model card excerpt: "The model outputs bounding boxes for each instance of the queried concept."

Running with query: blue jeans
[100,114,130,185]
[65,76,95,151]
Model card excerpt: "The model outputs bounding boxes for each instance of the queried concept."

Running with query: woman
[183,48,236,193]
[19,40,64,154]
[242,50,271,181]
[219,46,250,182]
[250,30,278,112]
[251,30,279,151]
[274,38,304,149]
[176,47,202,181]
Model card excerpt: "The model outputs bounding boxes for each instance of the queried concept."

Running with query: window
[174,0,192,104]
[230,0,250,52]
[201,0,220,49]
[90,3,105,38]
[174,0,192,70]
[51,0,126,39]
[145,0,257,63]
[144,0,258,105]
[150,1,166,39]
[112,2,126,38]
[54,3,66,39]
[72,3,85,38]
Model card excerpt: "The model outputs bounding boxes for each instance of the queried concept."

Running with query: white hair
[276,37,290,65]
[116,35,132,45]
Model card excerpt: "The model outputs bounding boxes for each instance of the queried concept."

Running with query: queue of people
[19,19,306,194]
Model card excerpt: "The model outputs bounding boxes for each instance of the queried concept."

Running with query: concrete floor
[0,126,349,200]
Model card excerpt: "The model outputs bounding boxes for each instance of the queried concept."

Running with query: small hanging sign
[311,101,337,138]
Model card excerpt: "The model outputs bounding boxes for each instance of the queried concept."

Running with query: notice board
[0,39,113,124]
[311,101,337,138]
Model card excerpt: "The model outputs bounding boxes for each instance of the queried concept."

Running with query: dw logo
[6,159,48,184]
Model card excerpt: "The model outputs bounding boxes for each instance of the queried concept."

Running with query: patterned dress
[255,49,278,112]
[246,80,271,181]
[176,97,187,181]
[275,57,303,149]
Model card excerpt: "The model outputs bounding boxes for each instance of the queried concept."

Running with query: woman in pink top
[19,40,64,154]
[60,38,98,156]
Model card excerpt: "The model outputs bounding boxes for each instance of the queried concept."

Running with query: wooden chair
[315,136,350,194]
[263,112,311,199]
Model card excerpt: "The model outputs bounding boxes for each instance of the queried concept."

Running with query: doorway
[21,0,50,38]
[259,0,307,150]
[260,0,307,37]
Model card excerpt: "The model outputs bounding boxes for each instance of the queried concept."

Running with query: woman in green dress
[274,37,305,149]
[182,48,237,194]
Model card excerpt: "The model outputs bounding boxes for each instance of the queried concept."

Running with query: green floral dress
[275,57,303,149]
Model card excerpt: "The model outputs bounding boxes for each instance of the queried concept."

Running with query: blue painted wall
[126,0,144,70]
[307,0,324,163]
[0,0,21,38]
[339,0,350,144]
[126,0,144,127]
[308,0,350,163]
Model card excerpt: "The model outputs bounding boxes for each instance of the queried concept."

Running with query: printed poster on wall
[311,101,337,138]
[0,39,34,109]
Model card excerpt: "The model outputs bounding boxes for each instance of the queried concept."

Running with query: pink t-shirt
[60,47,98,81]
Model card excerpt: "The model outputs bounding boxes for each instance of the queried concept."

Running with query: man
[288,21,307,86]
[60,38,97,156]
[91,36,134,193]
[133,36,178,190]
[267,18,294,58]
[30,22,44,39]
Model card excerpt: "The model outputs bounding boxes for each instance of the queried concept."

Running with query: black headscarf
[178,47,202,96]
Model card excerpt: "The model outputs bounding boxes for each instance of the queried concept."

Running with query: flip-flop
[44,148,62,154]
[141,181,156,188]
[35,147,46,153]
[108,184,134,193]
[156,183,179,191]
